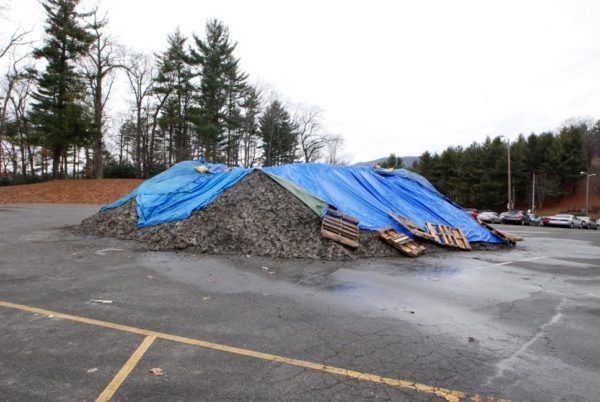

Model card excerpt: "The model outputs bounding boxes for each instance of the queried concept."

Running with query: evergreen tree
[550,124,587,194]
[30,0,93,178]
[239,86,261,167]
[155,29,195,163]
[258,100,298,166]
[190,19,244,163]
[381,153,404,169]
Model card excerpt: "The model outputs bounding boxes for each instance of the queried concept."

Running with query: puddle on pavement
[325,283,363,293]
[406,266,461,277]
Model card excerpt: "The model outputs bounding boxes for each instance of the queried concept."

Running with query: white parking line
[504,231,552,234]
[96,248,124,255]
[494,256,549,266]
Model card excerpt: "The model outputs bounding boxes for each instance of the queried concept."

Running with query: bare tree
[1,51,34,178]
[123,51,170,178]
[124,52,154,177]
[84,8,123,178]
[324,134,346,165]
[0,2,32,178]
[0,1,31,62]
[293,104,328,163]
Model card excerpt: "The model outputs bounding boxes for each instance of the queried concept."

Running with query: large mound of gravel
[81,171,400,260]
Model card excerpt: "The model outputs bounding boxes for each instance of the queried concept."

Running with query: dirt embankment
[0,179,143,204]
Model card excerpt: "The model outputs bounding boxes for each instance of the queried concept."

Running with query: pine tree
[381,153,404,169]
[258,100,297,166]
[190,19,244,163]
[30,0,93,178]
[155,29,195,163]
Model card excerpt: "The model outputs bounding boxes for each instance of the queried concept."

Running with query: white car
[546,214,583,228]
[478,211,502,224]
[577,216,598,229]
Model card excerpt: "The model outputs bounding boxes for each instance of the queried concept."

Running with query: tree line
[0,0,344,183]
[411,121,600,210]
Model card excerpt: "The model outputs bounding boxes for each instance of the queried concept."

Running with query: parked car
[464,208,478,219]
[541,216,551,226]
[501,210,531,225]
[545,214,583,228]
[478,211,502,224]
[528,214,542,226]
[597,219,600,230]
[577,216,598,229]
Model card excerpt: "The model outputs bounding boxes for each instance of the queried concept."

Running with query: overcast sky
[4,0,600,163]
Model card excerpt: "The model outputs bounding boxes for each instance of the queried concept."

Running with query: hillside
[537,159,600,218]
[354,156,419,168]
[0,179,143,204]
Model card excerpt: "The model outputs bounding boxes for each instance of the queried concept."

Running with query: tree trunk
[93,75,104,178]
[52,146,62,179]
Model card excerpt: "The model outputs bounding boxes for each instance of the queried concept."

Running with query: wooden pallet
[321,208,360,248]
[425,222,472,250]
[478,221,521,245]
[389,212,437,242]
[378,227,426,257]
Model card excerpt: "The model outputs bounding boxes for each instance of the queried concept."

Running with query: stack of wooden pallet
[320,208,512,257]
[389,212,472,251]
[320,208,360,248]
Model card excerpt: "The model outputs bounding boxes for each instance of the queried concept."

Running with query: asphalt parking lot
[1,205,599,401]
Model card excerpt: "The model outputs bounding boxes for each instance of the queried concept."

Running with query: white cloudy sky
[3,0,600,162]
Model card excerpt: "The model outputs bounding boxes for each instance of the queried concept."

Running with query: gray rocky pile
[81,171,399,260]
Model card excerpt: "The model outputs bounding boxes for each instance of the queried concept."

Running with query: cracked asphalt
[0,204,599,401]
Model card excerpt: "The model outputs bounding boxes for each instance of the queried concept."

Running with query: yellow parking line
[95,335,156,402]
[0,301,506,402]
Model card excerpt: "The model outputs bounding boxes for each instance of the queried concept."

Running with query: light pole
[580,171,597,216]
[500,136,512,210]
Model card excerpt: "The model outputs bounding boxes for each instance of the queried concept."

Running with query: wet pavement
[0,204,599,401]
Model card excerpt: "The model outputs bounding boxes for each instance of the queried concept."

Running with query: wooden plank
[377,227,426,257]
[322,218,359,235]
[321,229,359,248]
[438,225,452,246]
[322,219,360,238]
[457,228,471,250]
[442,225,459,247]
[478,221,518,245]
[425,222,441,244]
[326,208,359,224]
[451,227,471,250]
[323,210,359,228]
[323,216,360,234]
[389,212,437,242]
[322,214,359,231]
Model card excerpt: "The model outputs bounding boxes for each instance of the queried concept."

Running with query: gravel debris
[81,171,403,260]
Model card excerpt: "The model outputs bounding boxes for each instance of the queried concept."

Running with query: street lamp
[500,136,512,210]
[580,171,597,216]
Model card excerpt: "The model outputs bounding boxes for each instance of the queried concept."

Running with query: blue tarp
[101,160,504,244]
[101,160,252,228]
[263,164,503,244]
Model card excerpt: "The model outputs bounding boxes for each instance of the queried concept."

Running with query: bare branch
[0,28,32,60]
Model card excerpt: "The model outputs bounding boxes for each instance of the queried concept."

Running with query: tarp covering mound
[100,159,503,244]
